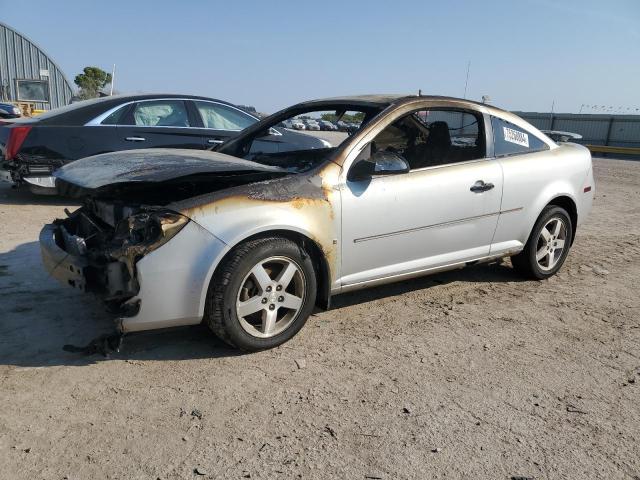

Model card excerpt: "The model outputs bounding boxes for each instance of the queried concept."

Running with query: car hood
[54,148,285,191]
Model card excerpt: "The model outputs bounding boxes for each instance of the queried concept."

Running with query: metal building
[0,21,73,111]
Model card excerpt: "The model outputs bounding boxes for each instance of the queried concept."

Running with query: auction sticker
[503,127,529,147]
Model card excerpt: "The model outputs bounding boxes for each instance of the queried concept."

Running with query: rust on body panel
[170,162,342,283]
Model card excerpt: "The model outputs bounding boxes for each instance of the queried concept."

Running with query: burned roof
[296,94,412,109]
[292,94,508,113]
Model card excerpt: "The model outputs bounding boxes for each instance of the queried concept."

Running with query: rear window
[491,116,548,157]
[195,101,255,130]
[101,105,129,125]
[30,97,114,121]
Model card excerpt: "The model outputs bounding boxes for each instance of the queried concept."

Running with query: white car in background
[41,95,594,351]
[303,119,320,131]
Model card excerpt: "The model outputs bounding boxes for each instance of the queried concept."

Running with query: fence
[515,112,640,150]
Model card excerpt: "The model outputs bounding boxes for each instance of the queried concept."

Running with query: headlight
[12,106,21,115]
[115,209,189,256]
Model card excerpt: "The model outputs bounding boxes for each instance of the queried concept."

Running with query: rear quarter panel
[492,143,593,251]
[20,125,118,163]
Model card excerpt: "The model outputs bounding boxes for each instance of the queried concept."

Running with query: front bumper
[40,223,89,291]
[40,220,230,333]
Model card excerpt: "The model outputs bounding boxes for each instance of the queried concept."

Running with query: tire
[204,236,317,351]
[511,205,573,280]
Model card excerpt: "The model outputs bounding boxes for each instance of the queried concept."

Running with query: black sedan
[0,102,21,119]
[0,94,329,193]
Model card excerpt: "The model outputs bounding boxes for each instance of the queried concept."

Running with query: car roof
[28,93,245,125]
[292,93,512,114]
[89,93,234,103]
[295,94,409,109]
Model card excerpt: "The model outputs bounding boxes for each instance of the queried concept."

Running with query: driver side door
[339,108,503,287]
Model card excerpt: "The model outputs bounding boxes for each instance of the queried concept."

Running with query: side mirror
[256,127,282,138]
[348,150,410,181]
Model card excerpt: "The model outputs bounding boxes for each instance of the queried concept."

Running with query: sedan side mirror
[348,150,410,181]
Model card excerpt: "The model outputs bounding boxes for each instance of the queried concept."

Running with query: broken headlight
[114,209,190,255]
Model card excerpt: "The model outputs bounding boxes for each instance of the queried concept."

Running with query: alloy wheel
[235,256,306,338]
[535,217,567,271]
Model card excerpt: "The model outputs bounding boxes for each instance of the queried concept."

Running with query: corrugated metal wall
[516,112,640,148]
[0,22,73,110]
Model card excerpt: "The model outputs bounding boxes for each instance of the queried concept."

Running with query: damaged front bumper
[39,220,140,313]
[39,216,230,333]
[40,223,90,291]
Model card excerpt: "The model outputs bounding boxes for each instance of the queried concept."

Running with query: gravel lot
[0,158,638,479]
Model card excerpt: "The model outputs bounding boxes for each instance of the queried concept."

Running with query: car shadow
[0,241,242,368]
[329,261,526,310]
[0,240,525,368]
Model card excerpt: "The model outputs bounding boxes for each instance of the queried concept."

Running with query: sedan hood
[54,148,285,191]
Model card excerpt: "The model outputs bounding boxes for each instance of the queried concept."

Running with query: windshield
[219,105,382,173]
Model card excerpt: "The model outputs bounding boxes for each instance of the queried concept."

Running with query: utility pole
[463,60,471,99]
[109,64,116,96]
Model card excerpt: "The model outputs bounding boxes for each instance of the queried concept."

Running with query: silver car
[41,95,594,351]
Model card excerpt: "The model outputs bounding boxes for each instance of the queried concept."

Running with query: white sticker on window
[503,126,529,147]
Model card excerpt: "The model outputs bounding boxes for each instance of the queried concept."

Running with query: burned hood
[54,149,285,191]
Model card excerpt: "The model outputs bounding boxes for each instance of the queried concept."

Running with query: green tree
[74,67,112,100]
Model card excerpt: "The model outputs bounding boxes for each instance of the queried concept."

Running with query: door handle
[470,180,495,193]
[207,138,224,144]
[125,136,146,142]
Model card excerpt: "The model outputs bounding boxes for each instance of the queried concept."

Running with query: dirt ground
[0,158,638,480]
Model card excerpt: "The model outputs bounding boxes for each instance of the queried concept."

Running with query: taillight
[5,125,32,160]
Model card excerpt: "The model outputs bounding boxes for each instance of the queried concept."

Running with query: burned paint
[54,148,285,192]
[167,161,342,286]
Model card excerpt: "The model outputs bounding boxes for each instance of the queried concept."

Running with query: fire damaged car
[41,95,594,351]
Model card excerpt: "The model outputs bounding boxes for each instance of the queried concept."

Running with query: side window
[370,108,485,170]
[100,105,128,125]
[491,116,548,157]
[195,101,255,130]
[130,100,190,127]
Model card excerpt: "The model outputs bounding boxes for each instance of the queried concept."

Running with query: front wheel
[511,205,573,280]
[205,237,317,351]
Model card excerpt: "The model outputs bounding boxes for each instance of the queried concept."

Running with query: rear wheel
[511,205,573,280]
[205,237,317,351]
